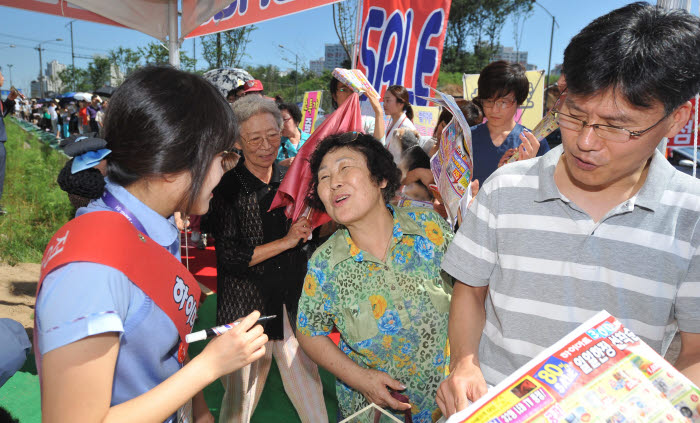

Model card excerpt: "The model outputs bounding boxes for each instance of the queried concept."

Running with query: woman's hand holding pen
[198,310,268,378]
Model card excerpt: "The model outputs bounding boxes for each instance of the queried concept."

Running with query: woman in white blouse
[383,85,417,163]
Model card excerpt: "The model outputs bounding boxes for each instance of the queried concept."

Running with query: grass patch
[0,119,73,265]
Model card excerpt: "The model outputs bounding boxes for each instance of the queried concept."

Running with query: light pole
[6,64,13,87]
[534,1,559,85]
[66,20,77,90]
[279,44,300,103]
[35,38,63,98]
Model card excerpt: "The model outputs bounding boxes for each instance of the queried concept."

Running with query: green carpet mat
[0,294,337,422]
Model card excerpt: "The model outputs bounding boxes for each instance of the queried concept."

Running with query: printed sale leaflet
[446,311,700,423]
[332,68,380,99]
[419,89,474,226]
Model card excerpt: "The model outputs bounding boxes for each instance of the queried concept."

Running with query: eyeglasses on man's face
[554,110,669,143]
[481,96,516,109]
[240,130,281,148]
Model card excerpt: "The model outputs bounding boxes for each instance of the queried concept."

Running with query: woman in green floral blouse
[296,132,454,423]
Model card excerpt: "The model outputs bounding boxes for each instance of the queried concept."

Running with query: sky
[1,0,699,94]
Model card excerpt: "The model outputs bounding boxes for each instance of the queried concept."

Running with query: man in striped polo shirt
[436,3,700,417]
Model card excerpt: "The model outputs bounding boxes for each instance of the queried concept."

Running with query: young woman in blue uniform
[35,66,268,423]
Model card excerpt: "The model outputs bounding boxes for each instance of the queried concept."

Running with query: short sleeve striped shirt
[441,145,700,386]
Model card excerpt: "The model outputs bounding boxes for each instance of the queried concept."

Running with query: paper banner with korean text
[300,91,322,134]
[185,0,342,38]
[356,0,452,106]
[462,70,545,130]
[419,89,472,226]
[413,105,440,137]
[445,311,700,423]
[379,104,439,137]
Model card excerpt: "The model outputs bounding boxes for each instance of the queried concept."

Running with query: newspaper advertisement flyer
[447,311,700,423]
[332,68,380,99]
[419,90,473,225]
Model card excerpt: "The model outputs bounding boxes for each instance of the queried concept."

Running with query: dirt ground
[0,262,40,340]
[0,261,682,363]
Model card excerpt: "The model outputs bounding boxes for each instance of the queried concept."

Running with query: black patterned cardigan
[208,160,307,340]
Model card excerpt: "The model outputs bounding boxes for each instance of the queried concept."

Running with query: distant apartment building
[30,79,47,98]
[109,63,125,87]
[323,43,349,71]
[491,46,528,66]
[45,60,66,94]
[310,58,325,76]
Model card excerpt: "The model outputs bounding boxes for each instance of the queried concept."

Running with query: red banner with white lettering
[185,0,342,38]
[667,97,697,148]
[356,0,451,107]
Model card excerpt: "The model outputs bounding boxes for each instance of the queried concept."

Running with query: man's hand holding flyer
[446,311,700,423]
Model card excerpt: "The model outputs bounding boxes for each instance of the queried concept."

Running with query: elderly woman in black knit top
[208,95,328,422]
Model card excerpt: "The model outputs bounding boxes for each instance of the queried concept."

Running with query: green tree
[86,56,112,91]
[201,26,256,69]
[108,46,142,84]
[57,65,90,92]
[443,0,533,73]
[138,42,196,71]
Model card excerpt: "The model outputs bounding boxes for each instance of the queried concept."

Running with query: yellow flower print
[346,235,361,257]
[303,274,317,297]
[404,238,415,247]
[369,295,388,319]
[382,335,392,349]
[424,221,444,246]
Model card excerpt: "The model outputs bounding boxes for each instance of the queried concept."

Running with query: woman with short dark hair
[276,102,310,167]
[471,60,549,184]
[208,95,327,422]
[297,132,454,422]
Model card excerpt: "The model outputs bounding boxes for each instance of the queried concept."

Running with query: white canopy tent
[0,0,235,67]
[0,0,339,68]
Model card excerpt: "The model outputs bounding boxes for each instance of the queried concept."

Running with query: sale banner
[356,0,452,107]
[462,70,545,130]
[300,91,322,134]
[185,0,342,38]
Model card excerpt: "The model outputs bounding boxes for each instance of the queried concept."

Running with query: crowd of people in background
[9,94,106,139]
[0,2,697,423]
